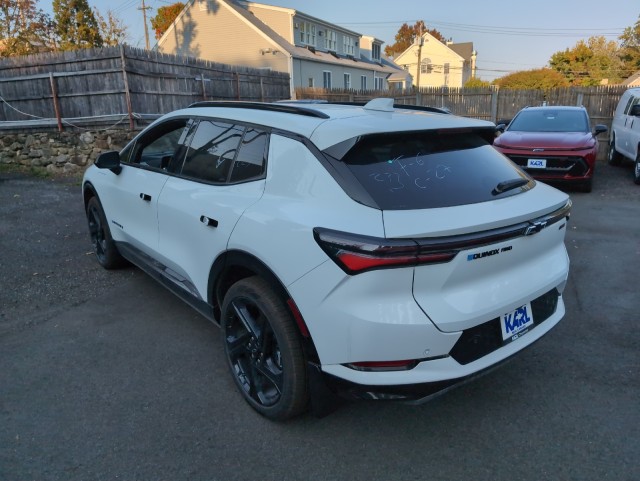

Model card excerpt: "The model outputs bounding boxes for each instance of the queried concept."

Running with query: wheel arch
[209,249,320,363]
[82,181,99,208]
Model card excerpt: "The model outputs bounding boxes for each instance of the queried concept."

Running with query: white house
[156,0,409,97]
[394,32,477,88]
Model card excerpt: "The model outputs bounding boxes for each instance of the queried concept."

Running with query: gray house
[156,0,409,97]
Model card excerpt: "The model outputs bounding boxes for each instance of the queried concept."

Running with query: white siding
[247,5,293,43]
[158,1,289,74]
[292,59,387,89]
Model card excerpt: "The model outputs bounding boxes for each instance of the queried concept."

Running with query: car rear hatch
[322,126,571,333]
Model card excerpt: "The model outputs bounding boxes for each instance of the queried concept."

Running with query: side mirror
[495,123,506,133]
[95,151,122,174]
[629,104,640,117]
[593,125,608,136]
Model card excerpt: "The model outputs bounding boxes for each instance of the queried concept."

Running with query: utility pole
[138,0,152,50]
[415,24,424,88]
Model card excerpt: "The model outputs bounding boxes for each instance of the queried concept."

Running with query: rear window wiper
[492,178,529,195]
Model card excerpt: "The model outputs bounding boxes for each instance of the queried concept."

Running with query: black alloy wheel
[222,277,308,421]
[86,197,126,269]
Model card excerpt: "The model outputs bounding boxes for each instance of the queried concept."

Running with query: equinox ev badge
[467,245,512,261]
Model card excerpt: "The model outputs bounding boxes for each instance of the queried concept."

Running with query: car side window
[129,118,191,171]
[624,96,636,115]
[180,120,243,183]
[229,127,268,183]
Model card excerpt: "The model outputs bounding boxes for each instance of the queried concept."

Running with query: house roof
[447,42,474,61]
[623,71,640,86]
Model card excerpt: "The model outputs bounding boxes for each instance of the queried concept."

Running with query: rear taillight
[313,228,457,275]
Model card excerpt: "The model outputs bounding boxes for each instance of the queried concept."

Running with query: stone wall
[0,129,139,175]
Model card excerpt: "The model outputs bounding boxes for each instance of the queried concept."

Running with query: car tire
[608,136,622,166]
[634,153,640,185]
[86,197,127,269]
[221,277,308,421]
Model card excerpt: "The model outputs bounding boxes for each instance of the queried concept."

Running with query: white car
[609,87,640,184]
[83,99,571,420]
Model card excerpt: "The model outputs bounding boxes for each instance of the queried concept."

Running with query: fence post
[48,73,63,132]
[576,92,584,107]
[491,87,499,123]
[201,74,207,101]
[260,77,264,102]
[119,45,135,130]
[235,72,241,100]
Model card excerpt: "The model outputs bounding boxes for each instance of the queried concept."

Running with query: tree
[53,0,103,50]
[384,20,445,58]
[0,0,55,57]
[464,77,490,88]
[493,68,569,89]
[150,2,184,40]
[549,36,624,86]
[94,8,128,46]
[619,15,640,77]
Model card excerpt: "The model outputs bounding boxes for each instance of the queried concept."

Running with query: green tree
[549,36,624,86]
[493,68,569,89]
[150,2,184,40]
[464,77,490,88]
[53,0,103,50]
[94,8,128,46]
[384,20,445,58]
[0,0,54,56]
[619,15,640,77]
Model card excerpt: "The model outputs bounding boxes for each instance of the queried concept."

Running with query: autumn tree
[549,36,624,86]
[619,15,640,76]
[150,2,184,40]
[384,20,445,58]
[53,0,103,50]
[0,0,54,56]
[464,77,490,88]
[492,68,569,89]
[94,8,128,46]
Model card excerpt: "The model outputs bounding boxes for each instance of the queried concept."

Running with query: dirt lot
[1,162,639,481]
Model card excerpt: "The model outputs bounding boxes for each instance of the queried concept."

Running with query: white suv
[83,99,571,420]
[609,87,640,184]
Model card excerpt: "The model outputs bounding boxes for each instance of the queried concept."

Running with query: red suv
[493,106,608,192]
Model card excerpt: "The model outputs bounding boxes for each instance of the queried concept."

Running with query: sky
[50,0,639,81]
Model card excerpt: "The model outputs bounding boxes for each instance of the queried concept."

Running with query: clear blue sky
[66,0,640,81]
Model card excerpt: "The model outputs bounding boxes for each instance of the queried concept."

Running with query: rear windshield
[323,129,532,210]
[508,109,588,132]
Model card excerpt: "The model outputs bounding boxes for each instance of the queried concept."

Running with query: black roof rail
[187,101,330,119]
[325,101,451,115]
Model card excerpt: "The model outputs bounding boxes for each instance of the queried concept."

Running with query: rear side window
[181,121,244,182]
[323,130,532,210]
[229,127,268,182]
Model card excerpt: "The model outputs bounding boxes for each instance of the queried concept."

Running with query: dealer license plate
[527,158,546,169]
[500,303,534,342]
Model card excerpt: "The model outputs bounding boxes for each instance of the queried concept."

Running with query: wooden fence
[0,45,291,131]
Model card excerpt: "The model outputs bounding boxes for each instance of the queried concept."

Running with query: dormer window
[343,36,355,55]
[372,43,381,61]
[299,21,316,46]
[324,30,337,51]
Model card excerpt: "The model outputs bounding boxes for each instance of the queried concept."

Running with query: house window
[299,21,316,46]
[421,59,432,74]
[343,35,355,55]
[308,77,314,88]
[360,75,367,90]
[323,71,332,89]
[444,63,450,75]
[325,30,337,51]
[372,43,381,60]
[344,73,351,89]
[375,77,383,90]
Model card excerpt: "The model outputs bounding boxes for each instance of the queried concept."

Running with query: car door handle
[200,215,218,227]
[139,193,152,201]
